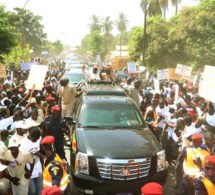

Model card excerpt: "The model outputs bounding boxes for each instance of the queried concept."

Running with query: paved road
[65,148,179,195]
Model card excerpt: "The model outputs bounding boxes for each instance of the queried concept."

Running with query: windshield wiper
[109,126,143,130]
[81,125,105,128]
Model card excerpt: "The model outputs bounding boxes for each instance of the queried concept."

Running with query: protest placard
[199,65,215,103]
[0,64,7,78]
[127,62,137,73]
[182,75,194,82]
[168,68,182,80]
[20,62,30,70]
[175,64,193,77]
[29,62,38,69]
[26,65,48,90]
[157,69,168,80]
[153,78,160,94]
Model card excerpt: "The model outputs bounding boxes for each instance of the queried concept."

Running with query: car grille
[96,158,151,180]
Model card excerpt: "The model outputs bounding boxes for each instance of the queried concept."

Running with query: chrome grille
[97,158,151,180]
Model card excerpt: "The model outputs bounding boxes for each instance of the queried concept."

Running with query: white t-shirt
[20,137,42,179]
[5,149,33,185]
[184,124,199,138]
[11,133,24,145]
[82,68,101,81]
[205,113,215,127]
[156,106,169,128]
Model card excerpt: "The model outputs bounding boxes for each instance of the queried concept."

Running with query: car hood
[76,129,162,159]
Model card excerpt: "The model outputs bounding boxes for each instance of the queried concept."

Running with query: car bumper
[72,169,168,195]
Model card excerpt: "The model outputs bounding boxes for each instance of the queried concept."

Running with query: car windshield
[79,103,146,128]
[64,73,84,84]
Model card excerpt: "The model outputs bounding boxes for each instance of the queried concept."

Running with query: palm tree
[171,0,182,15]
[160,0,169,18]
[88,15,101,32]
[140,0,162,17]
[102,16,113,35]
[115,12,129,58]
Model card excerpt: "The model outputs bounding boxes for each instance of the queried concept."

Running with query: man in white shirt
[82,64,101,81]
[20,128,43,195]
[5,137,34,195]
[11,120,28,144]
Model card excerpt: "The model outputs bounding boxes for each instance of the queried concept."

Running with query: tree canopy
[129,0,215,70]
[0,5,18,62]
[7,7,47,55]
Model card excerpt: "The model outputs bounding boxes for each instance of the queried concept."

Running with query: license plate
[117,194,133,195]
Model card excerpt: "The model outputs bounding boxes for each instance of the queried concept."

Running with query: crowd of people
[0,59,214,195]
[122,70,215,195]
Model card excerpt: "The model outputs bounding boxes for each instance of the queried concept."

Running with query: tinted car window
[79,102,146,128]
[64,73,84,84]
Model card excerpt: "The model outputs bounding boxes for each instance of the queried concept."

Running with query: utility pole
[142,0,148,67]
[20,0,30,60]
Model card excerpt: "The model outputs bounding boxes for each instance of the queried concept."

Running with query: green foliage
[0,5,19,63]
[7,8,47,56]
[76,34,91,55]
[88,15,101,32]
[130,0,215,71]
[88,31,108,60]
[4,44,30,68]
[52,40,63,55]
[128,27,143,62]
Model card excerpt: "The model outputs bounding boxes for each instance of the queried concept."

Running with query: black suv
[70,81,168,195]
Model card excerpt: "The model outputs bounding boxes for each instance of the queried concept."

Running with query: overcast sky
[0,0,200,46]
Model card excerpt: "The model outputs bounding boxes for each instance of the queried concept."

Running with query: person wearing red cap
[40,136,68,192]
[41,105,69,162]
[194,155,215,195]
[141,182,163,195]
[45,84,59,105]
[176,134,209,195]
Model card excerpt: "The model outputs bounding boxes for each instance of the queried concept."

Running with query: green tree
[7,8,47,55]
[140,0,162,17]
[52,40,63,55]
[76,34,91,55]
[0,5,18,63]
[102,16,113,35]
[88,31,108,60]
[145,16,171,70]
[128,27,143,62]
[171,0,182,15]
[115,12,129,58]
[88,15,101,32]
[160,0,169,18]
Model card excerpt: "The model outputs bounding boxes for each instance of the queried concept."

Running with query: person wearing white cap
[11,120,28,145]
[82,64,101,81]
[4,137,34,195]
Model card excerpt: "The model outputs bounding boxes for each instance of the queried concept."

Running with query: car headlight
[157,150,166,172]
[75,152,89,174]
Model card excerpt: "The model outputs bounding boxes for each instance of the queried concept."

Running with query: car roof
[82,95,134,105]
[84,81,126,96]
[64,69,83,74]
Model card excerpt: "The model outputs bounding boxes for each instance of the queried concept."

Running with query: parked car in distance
[62,69,85,86]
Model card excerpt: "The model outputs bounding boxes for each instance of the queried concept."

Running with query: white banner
[153,78,160,94]
[127,62,137,73]
[199,65,215,103]
[157,69,168,80]
[175,64,193,77]
[26,65,48,90]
